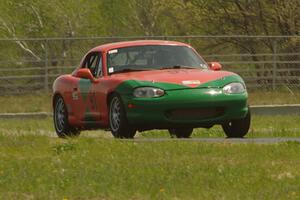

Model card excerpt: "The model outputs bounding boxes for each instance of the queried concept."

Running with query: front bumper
[121,88,248,128]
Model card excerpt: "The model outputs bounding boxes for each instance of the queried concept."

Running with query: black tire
[168,128,193,138]
[222,109,251,138]
[109,94,136,139]
[53,95,80,138]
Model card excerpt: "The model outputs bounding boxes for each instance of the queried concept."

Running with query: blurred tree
[0,0,298,64]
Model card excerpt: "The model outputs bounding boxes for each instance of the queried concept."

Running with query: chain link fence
[0,35,299,104]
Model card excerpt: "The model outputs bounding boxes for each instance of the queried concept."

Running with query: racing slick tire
[109,94,136,139]
[222,108,251,138]
[168,128,193,138]
[54,95,80,138]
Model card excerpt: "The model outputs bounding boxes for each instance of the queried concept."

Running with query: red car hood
[110,69,234,88]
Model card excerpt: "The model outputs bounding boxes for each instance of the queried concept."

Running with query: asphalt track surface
[123,137,300,143]
[7,131,300,144]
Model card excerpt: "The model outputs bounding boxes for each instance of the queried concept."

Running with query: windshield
[106,45,207,74]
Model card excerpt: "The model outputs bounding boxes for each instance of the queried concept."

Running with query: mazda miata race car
[53,40,250,138]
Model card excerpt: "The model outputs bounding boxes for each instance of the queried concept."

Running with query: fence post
[272,40,277,90]
[44,39,49,93]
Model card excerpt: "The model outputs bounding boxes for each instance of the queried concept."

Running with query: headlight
[223,82,245,94]
[133,87,165,98]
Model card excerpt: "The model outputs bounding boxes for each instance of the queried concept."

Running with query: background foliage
[0,0,299,62]
[0,0,299,93]
[1,0,299,38]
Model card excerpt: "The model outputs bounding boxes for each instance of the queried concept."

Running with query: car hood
[111,68,237,89]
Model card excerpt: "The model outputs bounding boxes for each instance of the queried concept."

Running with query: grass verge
[0,135,299,199]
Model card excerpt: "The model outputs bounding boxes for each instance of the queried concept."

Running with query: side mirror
[209,62,222,71]
[75,68,99,83]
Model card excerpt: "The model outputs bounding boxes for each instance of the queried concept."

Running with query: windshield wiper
[112,68,153,74]
[160,65,198,70]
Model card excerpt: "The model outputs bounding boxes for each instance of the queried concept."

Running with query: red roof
[90,40,191,52]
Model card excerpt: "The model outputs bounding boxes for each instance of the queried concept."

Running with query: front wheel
[168,128,193,138]
[109,94,136,139]
[53,95,80,138]
[222,109,251,138]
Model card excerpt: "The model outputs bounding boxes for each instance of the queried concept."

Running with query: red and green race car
[53,40,250,139]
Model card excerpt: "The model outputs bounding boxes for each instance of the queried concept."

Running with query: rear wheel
[222,109,251,138]
[168,128,193,138]
[109,94,136,139]
[54,95,80,138]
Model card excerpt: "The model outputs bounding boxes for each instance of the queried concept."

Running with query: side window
[96,56,103,77]
[82,52,102,78]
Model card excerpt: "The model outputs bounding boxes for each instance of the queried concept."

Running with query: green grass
[0,116,299,199]
[0,92,299,199]
[248,89,300,105]
[0,94,52,113]
[0,135,299,199]
[0,89,299,113]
